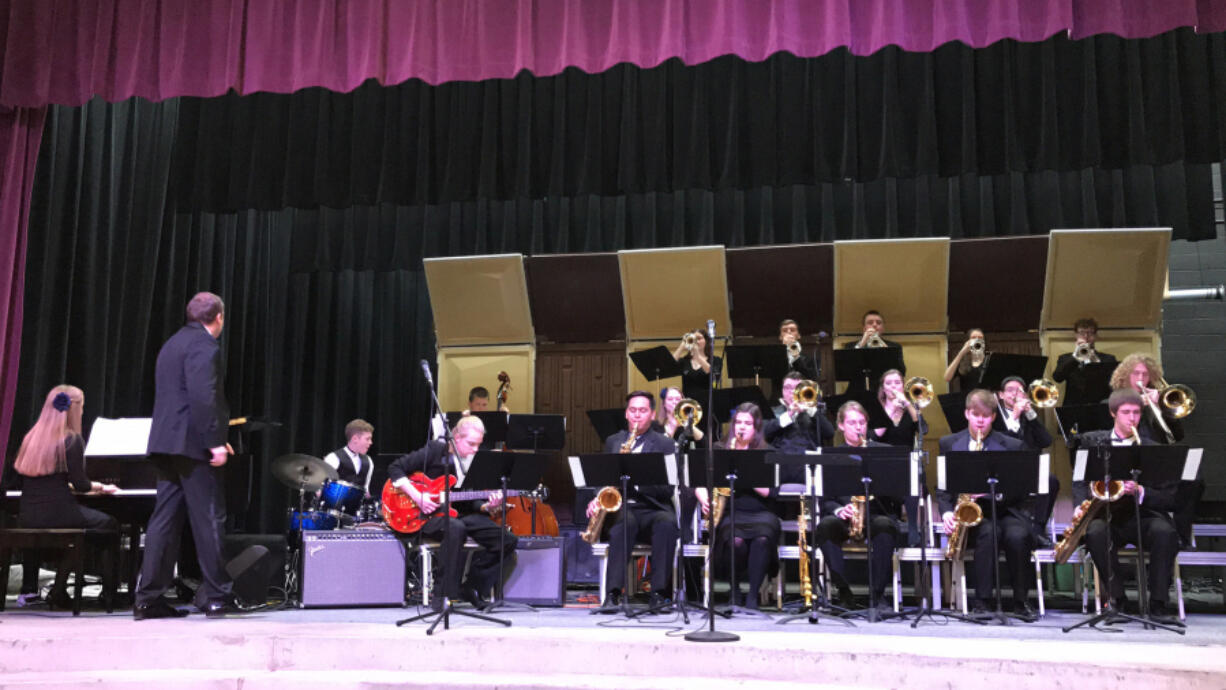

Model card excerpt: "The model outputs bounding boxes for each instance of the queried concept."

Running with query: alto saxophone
[620,428,639,453]
[581,486,623,544]
[797,495,813,608]
[944,494,983,560]
[847,496,869,541]
[708,488,732,533]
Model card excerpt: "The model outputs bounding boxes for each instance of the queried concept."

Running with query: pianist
[10,385,118,609]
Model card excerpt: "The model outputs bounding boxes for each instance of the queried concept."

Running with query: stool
[0,528,120,615]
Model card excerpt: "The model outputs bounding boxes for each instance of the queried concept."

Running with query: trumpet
[673,398,703,426]
[793,380,821,408]
[865,330,887,348]
[683,332,698,349]
[1074,342,1099,364]
[968,337,986,355]
[904,376,934,409]
[1026,378,1060,418]
[786,340,802,358]
[581,487,622,544]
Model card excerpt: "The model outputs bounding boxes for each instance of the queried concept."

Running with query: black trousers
[816,514,898,598]
[136,455,231,608]
[605,503,678,595]
[419,511,517,599]
[968,513,1033,605]
[1083,512,1179,605]
[19,505,117,595]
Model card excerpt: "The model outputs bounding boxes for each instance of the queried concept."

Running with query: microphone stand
[397,362,511,634]
[686,321,739,643]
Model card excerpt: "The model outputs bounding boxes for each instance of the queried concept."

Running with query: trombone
[1138,377,1196,443]
[673,398,703,426]
[1026,378,1060,416]
[793,380,821,409]
[904,376,934,408]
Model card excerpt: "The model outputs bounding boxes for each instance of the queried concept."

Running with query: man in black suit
[841,310,905,393]
[815,401,902,609]
[1075,389,1182,623]
[994,376,1060,546]
[936,389,1035,618]
[322,418,374,496]
[135,292,238,620]
[387,415,516,611]
[779,318,818,379]
[1052,317,1118,407]
[764,372,836,452]
[588,390,678,609]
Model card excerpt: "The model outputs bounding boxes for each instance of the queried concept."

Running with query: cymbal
[270,453,337,491]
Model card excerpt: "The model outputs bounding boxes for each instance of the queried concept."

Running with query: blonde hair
[14,385,84,477]
[452,414,486,438]
[1110,353,1162,391]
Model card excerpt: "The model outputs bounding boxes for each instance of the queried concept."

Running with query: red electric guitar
[380,474,524,534]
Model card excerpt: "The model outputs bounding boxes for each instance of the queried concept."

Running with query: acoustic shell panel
[834,238,949,336]
[424,254,534,347]
[618,246,732,341]
[1040,228,1170,331]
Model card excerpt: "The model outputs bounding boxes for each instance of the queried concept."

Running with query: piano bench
[0,528,121,616]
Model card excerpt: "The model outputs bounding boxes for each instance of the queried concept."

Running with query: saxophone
[1053,426,1139,563]
[847,496,868,541]
[620,427,639,453]
[797,495,813,608]
[708,488,732,533]
[944,494,984,560]
[581,486,623,544]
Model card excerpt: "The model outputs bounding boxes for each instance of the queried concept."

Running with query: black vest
[331,447,368,485]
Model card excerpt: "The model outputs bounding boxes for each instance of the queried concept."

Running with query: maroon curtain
[0,105,45,462]
[2,0,1223,109]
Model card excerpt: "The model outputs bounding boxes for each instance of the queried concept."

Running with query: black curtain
[171,28,1226,215]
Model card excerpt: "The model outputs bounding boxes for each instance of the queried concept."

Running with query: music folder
[567,452,679,489]
[683,450,773,489]
[817,446,918,500]
[937,450,1049,497]
[1072,446,1202,485]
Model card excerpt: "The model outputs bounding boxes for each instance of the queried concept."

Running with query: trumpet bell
[683,333,697,348]
[674,398,703,426]
[968,338,986,354]
[904,376,934,409]
[1160,384,1196,418]
[1027,378,1060,408]
[793,380,821,408]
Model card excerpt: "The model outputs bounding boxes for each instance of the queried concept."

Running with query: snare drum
[318,479,364,516]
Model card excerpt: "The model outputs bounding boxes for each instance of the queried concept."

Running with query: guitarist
[387,415,517,611]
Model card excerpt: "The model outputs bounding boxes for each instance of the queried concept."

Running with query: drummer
[322,419,375,497]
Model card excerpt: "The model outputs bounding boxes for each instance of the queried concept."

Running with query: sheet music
[664,454,679,487]
[85,417,152,457]
[1185,448,1203,482]
[812,465,823,498]
[936,455,947,491]
[567,456,587,488]
[1038,453,1051,494]
[910,452,921,497]
[1072,449,1089,482]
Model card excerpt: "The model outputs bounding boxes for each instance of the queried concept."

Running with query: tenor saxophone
[847,496,868,540]
[708,488,732,533]
[944,494,983,560]
[797,495,813,608]
[581,486,622,544]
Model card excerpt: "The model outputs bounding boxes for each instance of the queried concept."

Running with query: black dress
[952,362,986,393]
[871,404,927,446]
[679,354,722,403]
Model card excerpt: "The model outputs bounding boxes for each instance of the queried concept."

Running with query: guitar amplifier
[301,530,406,607]
[503,536,565,606]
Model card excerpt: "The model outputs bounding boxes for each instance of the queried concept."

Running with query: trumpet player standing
[814,401,903,610]
[1073,389,1181,623]
[671,328,722,404]
[943,328,988,392]
[694,403,779,610]
[936,391,1033,618]
[993,377,1060,547]
[589,391,679,609]
[779,318,818,379]
[1052,318,1118,406]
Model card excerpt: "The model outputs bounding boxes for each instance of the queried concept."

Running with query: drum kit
[271,453,385,537]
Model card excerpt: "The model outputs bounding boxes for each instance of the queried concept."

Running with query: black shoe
[1148,601,1182,626]
[969,599,990,615]
[202,594,250,618]
[461,586,490,611]
[428,593,445,613]
[134,600,189,620]
[47,588,74,611]
[835,583,856,608]
[1013,600,1037,621]
[743,594,760,611]
[1034,535,1054,549]
[646,592,672,611]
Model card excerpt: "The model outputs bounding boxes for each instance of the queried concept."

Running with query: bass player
[386,415,517,612]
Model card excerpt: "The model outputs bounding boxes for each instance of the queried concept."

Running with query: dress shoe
[969,599,990,615]
[202,594,250,618]
[646,592,672,611]
[47,588,74,611]
[134,600,190,620]
[594,589,621,613]
[1033,535,1054,549]
[1012,600,1037,621]
[460,586,490,611]
[835,583,856,608]
[743,593,760,611]
[1148,601,1183,626]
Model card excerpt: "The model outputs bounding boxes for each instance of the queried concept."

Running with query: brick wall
[1163,162,1226,503]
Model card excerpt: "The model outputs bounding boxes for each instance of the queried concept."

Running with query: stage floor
[3,593,1226,689]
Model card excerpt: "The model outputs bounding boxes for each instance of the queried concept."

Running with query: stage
[3,595,1226,689]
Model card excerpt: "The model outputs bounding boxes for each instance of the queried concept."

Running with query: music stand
[1053,404,1113,448]
[940,450,1047,625]
[506,414,566,452]
[446,411,509,449]
[833,347,904,393]
[825,391,893,431]
[712,386,775,425]
[397,376,511,635]
[818,446,914,622]
[769,451,856,627]
[683,450,773,618]
[629,346,686,383]
[460,450,552,613]
[569,451,679,618]
[586,409,627,444]
[1063,445,1194,635]
[724,344,790,389]
[976,353,1049,392]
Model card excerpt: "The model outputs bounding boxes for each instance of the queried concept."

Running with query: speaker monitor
[503,536,565,606]
[301,530,406,607]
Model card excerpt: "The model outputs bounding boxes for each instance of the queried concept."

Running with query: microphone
[706,319,715,342]
[816,330,828,341]
[419,360,434,387]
